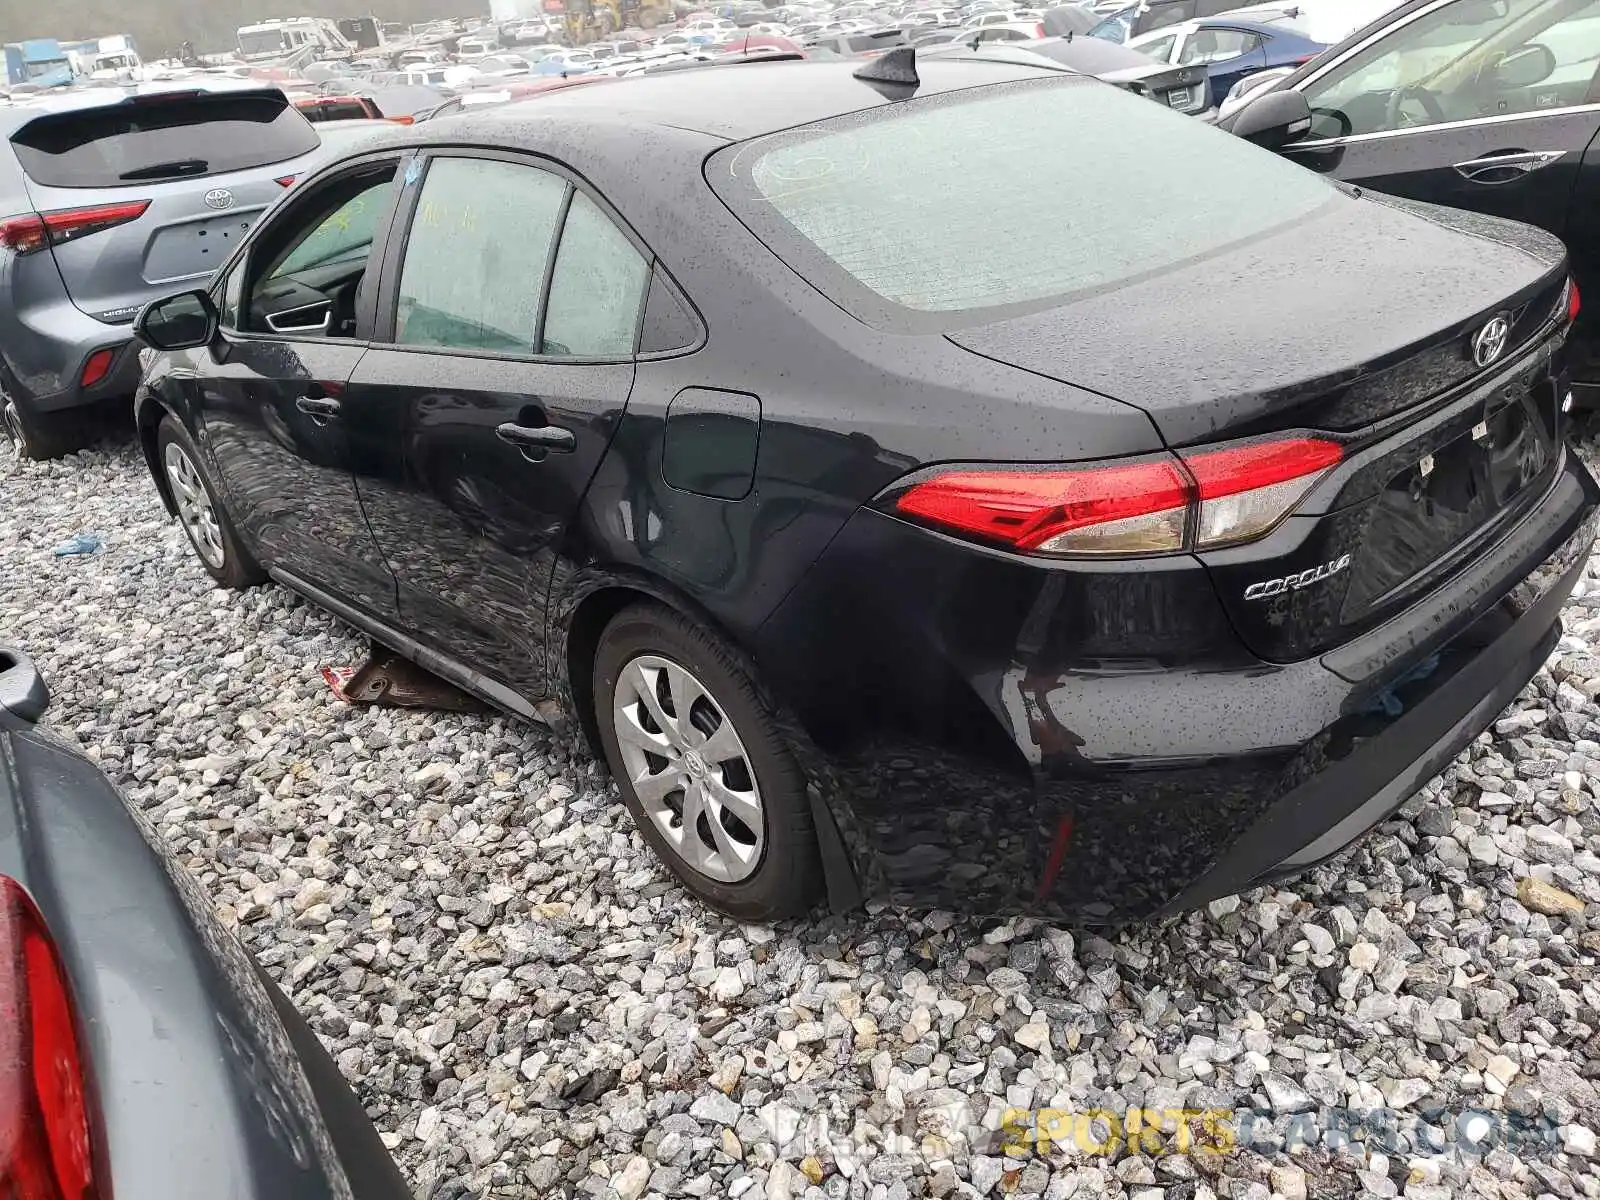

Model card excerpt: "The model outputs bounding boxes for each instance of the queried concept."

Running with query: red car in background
[292,95,414,124]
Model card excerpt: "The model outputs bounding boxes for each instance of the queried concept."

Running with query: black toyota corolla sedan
[0,647,409,1198]
[130,58,1598,923]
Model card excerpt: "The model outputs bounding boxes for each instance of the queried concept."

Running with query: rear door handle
[296,395,341,424]
[1453,149,1566,183]
[496,422,576,454]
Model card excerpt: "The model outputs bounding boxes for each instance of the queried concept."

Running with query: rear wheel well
[137,394,176,515]
[564,587,645,761]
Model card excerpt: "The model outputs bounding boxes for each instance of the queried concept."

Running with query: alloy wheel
[611,654,765,883]
[162,441,226,570]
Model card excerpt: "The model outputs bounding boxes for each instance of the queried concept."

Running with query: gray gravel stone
[12,441,1600,1197]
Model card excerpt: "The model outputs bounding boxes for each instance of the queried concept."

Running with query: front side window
[246,165,397,336]
[395,157,566,352]
[541,191,650,357]
[273,178,393,280]
[1303,0,1600,138]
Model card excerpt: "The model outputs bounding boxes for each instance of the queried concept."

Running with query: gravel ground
[5,437,1600,1200]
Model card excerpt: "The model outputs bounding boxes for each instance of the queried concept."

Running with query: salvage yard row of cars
[6,0,1600,1189]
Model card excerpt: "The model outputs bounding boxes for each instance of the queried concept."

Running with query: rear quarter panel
[533,117,1162,668]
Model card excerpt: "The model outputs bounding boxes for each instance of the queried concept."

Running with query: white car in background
[961,18,1049,39]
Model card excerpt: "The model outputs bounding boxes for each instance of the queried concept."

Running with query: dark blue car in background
[1123,10,1329,106]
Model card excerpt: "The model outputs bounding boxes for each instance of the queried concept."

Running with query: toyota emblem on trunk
[1472,315,1511,368]
[203,188,236,211]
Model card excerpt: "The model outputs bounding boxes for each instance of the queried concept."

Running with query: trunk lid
[8,88,322,324]
[949,195,1571,662]
[947,193,1567,447]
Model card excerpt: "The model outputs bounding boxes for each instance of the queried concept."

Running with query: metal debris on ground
[321,643,488,713]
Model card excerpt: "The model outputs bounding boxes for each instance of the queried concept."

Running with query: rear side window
[541,190,649,357]
[9,93,320,188]
[713,77,1337,329]
[396,157,566,352]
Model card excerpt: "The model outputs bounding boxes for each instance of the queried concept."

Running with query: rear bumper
[756,448,1599,922]
[0,291,142,414]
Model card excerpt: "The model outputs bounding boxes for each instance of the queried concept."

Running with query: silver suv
[0,82,326,459]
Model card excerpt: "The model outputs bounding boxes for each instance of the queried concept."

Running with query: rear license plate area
[1165,86,1192,108]
[143,208,263,284]
[1342,397,1549,615]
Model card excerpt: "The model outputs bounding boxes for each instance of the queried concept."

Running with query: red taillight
[1036,22,1047,36]
[0,877,96,1200]
[895,458,1190,555]
[276,176,297,188]
[79,350,115,389]
[1184,437,1343,548]
[42,202,150,248]
[0,214,47,254]
[1568,278,1581,324]
[889,436,1342,556]
[2,202,149,256]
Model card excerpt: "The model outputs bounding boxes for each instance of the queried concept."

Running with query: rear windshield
[712,76,1337,329]
[11,93,319,188]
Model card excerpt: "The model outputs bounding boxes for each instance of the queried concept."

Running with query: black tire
[155,414,265,590]
[593,602,823,922]
[2,398,86,461]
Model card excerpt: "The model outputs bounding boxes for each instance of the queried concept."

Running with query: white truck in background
[235,17,355,63]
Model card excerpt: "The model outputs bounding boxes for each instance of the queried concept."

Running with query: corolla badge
[1472,314,1511,368]
[203,188,236,211]
[1244,554,1352,601]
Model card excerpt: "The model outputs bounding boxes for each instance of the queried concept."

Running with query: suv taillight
[0,201,151,256]
[0,876,97,1200]
[885,436,1343,557]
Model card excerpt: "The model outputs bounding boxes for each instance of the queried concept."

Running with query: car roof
[422,56,1066,141]
[1190,14,1298,31]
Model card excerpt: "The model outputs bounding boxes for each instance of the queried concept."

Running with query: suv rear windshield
[711,76,1337,329]
[10,92,320,188]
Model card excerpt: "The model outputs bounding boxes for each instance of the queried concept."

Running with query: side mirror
[134,289,217,352]
[1492,42,1556,89]
[1229,87,1314,151]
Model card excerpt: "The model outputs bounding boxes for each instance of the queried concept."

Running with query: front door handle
[1453,149,1566,183]
[496,422,576,455]
[296,394,341,426]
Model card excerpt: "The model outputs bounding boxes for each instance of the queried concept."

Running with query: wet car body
[135,61,1597,923]
[0,648,408,1198]
[1216,0,1600,400]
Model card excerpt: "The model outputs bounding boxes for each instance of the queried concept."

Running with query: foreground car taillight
[0,877,97,1200]
[0,201,150,256]
[1568,278,1581,324]
[887,436,1342,556]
